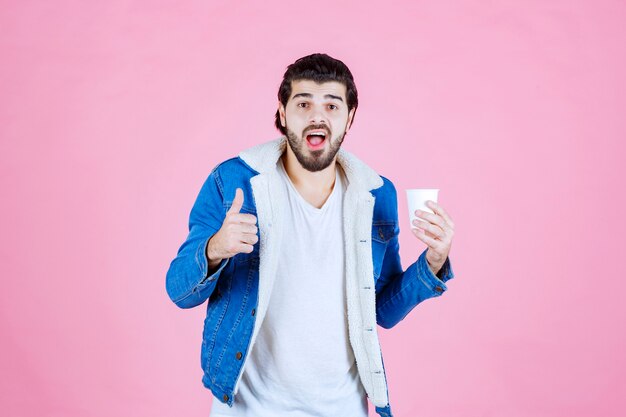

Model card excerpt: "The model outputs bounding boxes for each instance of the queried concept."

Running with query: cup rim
[406,188,439,192]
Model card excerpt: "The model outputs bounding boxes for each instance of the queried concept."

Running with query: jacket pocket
[371,222,395,278]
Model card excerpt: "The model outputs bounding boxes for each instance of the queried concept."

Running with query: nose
[309,104,328,126]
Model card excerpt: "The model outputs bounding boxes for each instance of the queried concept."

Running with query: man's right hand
[206,188,258,268]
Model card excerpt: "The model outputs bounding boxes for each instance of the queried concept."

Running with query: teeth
[309,132,325,137]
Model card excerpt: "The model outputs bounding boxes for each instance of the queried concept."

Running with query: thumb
[227,188,244,214]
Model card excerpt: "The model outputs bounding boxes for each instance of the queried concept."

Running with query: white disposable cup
[406,189,439,229]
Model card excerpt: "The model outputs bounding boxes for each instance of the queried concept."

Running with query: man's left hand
[411,200,455,276]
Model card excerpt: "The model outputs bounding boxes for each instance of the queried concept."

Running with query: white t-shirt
[210,158,368,417]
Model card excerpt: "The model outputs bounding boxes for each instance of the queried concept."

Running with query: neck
[281,148,337,195]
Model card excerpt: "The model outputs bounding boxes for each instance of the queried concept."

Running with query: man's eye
[329,104,338,110]
[297,102,308,108]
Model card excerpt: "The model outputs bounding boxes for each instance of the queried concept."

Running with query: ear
[278,102,286,127]
[346,107,356,132]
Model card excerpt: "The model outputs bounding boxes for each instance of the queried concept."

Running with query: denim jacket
[165,136,455,417]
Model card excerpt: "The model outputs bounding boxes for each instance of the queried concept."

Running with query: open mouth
[305,130,328,150]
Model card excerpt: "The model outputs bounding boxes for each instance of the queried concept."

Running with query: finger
[237,243,254,254]
[229,213,257,225]
[412,227,444,251]
[237,223,258,235]
[227,188,244,214]
[415,209,450,234]
[412,219,444,239]
[426,201,455,229]
[411,227,444,251]
[240,232,259,245]
[413,224,439,240]
[228,222,257,236]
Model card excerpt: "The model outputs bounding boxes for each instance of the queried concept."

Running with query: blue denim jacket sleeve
[165,168,231,309]
[374,196,455,329]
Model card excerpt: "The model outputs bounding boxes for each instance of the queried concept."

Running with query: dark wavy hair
[274,53,359,135]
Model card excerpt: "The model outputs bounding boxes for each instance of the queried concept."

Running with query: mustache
[303,126,330,136]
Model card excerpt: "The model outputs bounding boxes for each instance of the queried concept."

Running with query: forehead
[289,79,347,101]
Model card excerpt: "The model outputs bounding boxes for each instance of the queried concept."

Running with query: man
[165,53,456,417]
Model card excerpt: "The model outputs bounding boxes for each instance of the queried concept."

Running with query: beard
[284,124,346,172]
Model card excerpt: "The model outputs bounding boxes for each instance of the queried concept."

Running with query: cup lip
[406,188,439,192]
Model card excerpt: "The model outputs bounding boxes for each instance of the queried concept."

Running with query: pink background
[1,1,625,416]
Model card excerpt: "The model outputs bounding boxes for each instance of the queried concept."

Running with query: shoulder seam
[211,156,257,176]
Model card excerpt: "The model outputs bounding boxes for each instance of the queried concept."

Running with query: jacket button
[435,286,443,292]
[251,308,256,316]
[223,394,229,402]
[236,351,242,360]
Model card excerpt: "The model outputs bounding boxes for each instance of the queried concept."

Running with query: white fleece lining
[236,137,388,407]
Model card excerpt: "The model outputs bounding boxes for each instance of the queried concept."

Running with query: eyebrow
[291,93,344,102]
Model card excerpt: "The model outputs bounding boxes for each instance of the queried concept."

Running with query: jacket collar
[238,136,384,192]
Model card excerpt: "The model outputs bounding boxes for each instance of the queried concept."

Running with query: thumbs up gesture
[206,188,259,267]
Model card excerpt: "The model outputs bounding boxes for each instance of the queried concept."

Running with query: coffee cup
[406,189,439,228]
